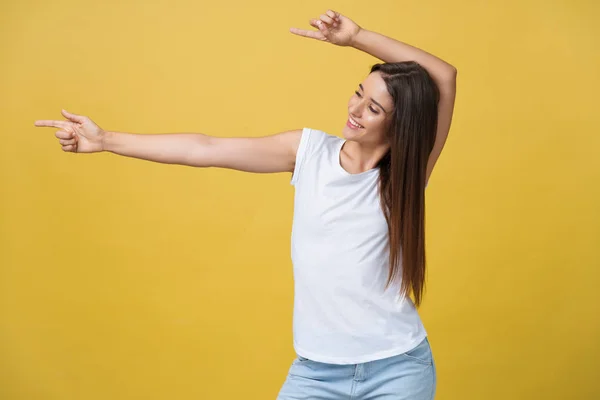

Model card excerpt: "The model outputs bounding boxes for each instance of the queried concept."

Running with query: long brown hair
[372,61,439,307]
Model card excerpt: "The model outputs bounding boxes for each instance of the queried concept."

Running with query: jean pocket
[400,337,433,366]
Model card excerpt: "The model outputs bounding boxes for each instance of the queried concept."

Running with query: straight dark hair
[372,61,439,307]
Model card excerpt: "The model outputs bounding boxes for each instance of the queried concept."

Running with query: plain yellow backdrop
[1,0,599,399]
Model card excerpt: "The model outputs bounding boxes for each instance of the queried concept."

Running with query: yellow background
[1,0,599,399]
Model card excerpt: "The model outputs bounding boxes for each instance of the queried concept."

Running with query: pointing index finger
[34,120,70,129]
[289,27,318,39]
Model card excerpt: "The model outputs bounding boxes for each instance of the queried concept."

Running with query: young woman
[35,9,456,400]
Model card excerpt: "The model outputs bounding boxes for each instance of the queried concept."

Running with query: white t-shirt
[289,127,427,365]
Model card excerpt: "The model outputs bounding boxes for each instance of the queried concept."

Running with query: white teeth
[349,116,363,128]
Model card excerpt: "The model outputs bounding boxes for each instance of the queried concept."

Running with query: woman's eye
[355,90,378,113]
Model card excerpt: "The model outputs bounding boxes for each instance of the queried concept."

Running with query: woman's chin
[342,125,363,140]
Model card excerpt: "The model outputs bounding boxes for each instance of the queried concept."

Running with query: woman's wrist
[101,130,117,153]
[349,27,368,49]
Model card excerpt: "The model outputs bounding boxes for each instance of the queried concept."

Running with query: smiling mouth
[347,116,364,129]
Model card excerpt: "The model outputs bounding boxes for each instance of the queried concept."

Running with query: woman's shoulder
[302,127,343,149]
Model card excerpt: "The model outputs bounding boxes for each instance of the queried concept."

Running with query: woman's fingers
[61,109,86,124]
[289,26,325,40]
[59,138,77,146]
[61,144,76,152]
[55,130,73,140]
[311,18,330,28]
[319,14,334,25]
[327,9,341,23]
[290,11,339,41]
[56,129,77,146]
[35,120,71,130]
[309,19,330,35]
[316,20,330,36]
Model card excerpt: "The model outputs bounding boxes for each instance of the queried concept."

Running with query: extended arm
[103,129,302,173]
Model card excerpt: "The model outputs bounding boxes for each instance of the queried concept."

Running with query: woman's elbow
[443,65,457,82]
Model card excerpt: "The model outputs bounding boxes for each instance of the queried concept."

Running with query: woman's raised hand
[289,9,362,47]
[34,109,106,153]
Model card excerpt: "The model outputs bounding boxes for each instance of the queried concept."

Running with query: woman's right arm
[35,109,302,174]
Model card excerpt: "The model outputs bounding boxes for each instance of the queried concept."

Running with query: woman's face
[343,71,394,146]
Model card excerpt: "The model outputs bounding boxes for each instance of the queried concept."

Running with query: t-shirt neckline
[335,139,380,178]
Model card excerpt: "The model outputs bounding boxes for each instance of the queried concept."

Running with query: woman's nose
[349,101,363,116]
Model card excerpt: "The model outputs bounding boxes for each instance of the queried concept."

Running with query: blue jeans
[277,337,436,400]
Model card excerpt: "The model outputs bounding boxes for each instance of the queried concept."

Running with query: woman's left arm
[291,10,457,185]
[350,28,457,185]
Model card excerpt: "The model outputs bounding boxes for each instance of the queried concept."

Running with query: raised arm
[290,10,457,185]
[349,28,457,185]
[35,109,302,173]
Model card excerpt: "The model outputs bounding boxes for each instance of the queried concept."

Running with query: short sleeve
[290,127,312,186]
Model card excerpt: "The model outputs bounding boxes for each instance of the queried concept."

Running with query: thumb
[61,109,86,123]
